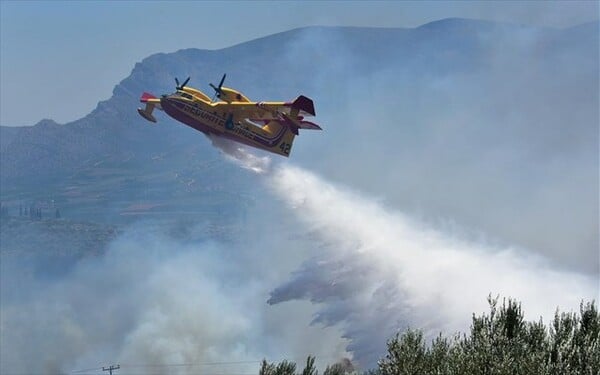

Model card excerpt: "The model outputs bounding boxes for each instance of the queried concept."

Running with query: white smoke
[263,164,598,367]
[3,19,597,375]
[0,222,349,374]
[1,143,597,374]
[202,144,598,366]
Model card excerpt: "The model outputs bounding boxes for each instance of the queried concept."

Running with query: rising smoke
[263,164,598,367]
[1,131,597,374]
[165,138,599,368]
[0,220,349,375]
[1,19,598,374]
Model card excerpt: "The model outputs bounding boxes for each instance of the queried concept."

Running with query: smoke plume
[263,164,598,367]
[1,133,597,374]
[0,220,349,374]
[1,20,598,374]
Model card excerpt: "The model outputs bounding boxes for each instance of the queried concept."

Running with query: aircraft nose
[160,96,175,108]
[160,96,175,114]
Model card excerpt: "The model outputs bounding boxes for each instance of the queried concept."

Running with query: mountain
[0,215,119,280]
[1,18,598,272]
[0,19,504,185]
[0,125,20,150]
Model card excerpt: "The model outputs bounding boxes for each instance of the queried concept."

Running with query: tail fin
[263,95,320,157]
[287,95,320,131]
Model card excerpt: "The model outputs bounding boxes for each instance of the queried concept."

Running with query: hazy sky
[0,0,597,126]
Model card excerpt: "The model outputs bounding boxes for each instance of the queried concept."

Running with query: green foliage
[259,298,598,375]
[323,363,349,375]
[302,356,318,375]
[260,356,354,375]
[260,359,297,375]
[260,359,277,375]
[378,296,599,375]
[549,301,600,375]
[379,329,427,375]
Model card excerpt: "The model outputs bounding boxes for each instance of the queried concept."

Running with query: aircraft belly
[225,123,288,149]
[161,97,288,150]
[161,98,224,135]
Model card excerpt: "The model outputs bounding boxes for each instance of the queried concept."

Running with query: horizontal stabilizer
[291,95,316,116]
[297,120,322,130]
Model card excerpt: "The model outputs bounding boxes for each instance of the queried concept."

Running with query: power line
[102,365,120,375]
[93,373,256,375]
[120,354,345,368]
[73,354,350,374]
[121,360,262,368]
[72,367,105,374]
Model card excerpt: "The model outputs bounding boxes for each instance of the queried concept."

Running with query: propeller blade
[182,77,190,87]
[218,73,226,89]
[210,84,220,97]
[175,77,190,90]
[210,74,226,101]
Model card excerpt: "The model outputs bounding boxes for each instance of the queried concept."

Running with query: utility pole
[102,365,120,375]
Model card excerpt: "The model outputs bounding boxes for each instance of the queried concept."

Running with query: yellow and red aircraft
[137,74,321,157]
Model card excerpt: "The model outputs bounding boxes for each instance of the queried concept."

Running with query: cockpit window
[180,92,194,100]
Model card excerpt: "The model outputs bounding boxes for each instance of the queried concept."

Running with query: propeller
[209,73,227,101]
[175,76,190,90]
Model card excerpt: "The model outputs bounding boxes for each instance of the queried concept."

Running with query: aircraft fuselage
[137,80,320,157]
[160,94,292,154]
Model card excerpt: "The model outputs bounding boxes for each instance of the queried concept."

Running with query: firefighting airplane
[137,74,321,157]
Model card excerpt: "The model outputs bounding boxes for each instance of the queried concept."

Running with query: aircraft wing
[140,92,162,108]
[212,95,316,118]
[138,92,162,123]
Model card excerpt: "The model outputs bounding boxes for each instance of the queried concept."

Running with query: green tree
[323,363,349,375]
[302,356,318,375]
[378,296,599,375]
[379,329,427,375]
[259,358,303,375]
[260,356,355,375]
[256,299,598,375]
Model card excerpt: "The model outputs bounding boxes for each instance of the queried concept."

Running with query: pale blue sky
[1,0,597,126]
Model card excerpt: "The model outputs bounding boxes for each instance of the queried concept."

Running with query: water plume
[265,164,598,367]
[208,134,272,174]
